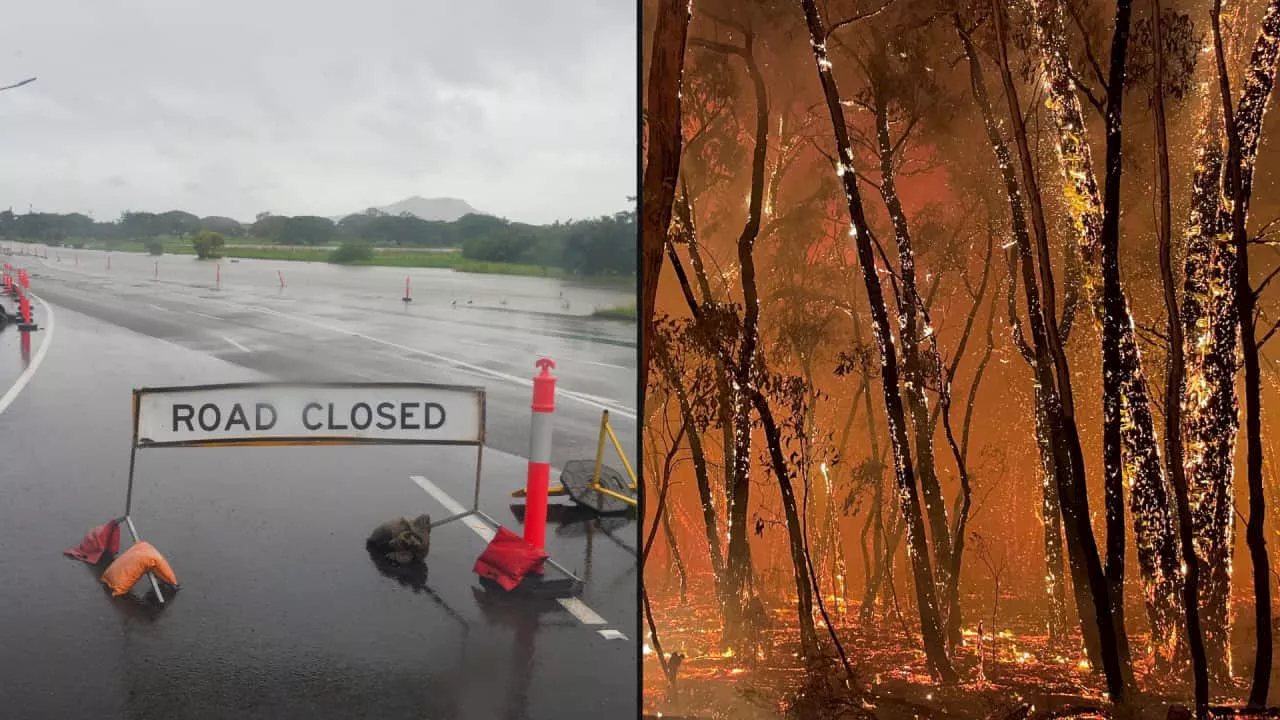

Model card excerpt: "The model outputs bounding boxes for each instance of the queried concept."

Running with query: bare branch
[1259,315,1280,350]
[1065,2,1109,93]
[1255,265,1280,298]
[827,0,902,39]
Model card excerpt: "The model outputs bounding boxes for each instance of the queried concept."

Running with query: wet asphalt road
[0,248,639,719]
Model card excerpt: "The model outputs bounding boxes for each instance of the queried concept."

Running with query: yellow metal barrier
[512,410,636,506]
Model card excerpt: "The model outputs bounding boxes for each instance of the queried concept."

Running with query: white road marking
[598,629,629,640]
[210,300,637,419]
[220,335,250,353]
[190,310,222,321]
[409,473,614,629]
[410,474,494,541]
[0,295,55,417]
[560,598,607,625]
[147,304,170,313]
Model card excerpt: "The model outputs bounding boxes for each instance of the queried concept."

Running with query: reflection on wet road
[0,249,638,719]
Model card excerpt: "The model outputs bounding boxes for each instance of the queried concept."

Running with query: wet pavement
[0,250,639,719]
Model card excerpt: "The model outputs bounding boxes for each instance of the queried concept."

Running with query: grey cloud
[0,0,635,224]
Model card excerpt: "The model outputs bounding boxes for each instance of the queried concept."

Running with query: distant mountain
[331,196,487,223]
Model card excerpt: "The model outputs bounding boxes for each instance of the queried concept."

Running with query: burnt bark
[799,0,956,682]
[641,0,692,396]
[991,0,1127,699]
[1151,0,1208,709]
[654,333,724,602]
[687,30,773,644]
[1034,0,1181,662]
[959,15,1073,650]
[1097,0,1136,682]
[1180,129,1237,683]
[868,48,953,598]
[1211,0,1280,704]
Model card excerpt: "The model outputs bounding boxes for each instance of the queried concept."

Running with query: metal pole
[123,515,165,605]
[124,444,138,517]
[591,410,609,489]
[474,393,486,513]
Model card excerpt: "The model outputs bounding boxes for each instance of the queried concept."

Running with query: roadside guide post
[524,359,556,554]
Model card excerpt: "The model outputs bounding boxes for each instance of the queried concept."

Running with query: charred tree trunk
[687,31,773,645]
[1033,0,1180,663]
[1151,0,1209,709]
[869,53,953,597]
[799,0,956,682]
[990,0,1127,698]
[655,333,725,602]
[1097,0,1137,681]
[1181,129,1238,684]
[1212,0,1280,704]
[750,387,821,661]
[674,190,742,591]
[935,232,996,648]
[960,15,1073,650]
[640,0,692,395]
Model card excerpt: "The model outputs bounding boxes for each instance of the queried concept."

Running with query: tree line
[0,203,637,276]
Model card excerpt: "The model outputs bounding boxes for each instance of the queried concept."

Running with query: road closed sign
[133,382,485,447]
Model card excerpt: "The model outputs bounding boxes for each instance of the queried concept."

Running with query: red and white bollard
[403,275,411,302]
[216,263,221,290]
[524,358,557,556]
[18,288,31,326]
[19,270,28,288]
[154,261,159,280]
[277,270,286,289]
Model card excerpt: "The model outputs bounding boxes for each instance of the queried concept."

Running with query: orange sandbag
[100,541,178,596]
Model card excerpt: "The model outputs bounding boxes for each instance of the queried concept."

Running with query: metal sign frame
[121,381,576,605]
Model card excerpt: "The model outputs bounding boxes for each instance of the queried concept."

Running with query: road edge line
[0,294,55,417]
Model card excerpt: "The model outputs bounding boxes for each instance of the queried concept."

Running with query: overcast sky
[0,1,635,225]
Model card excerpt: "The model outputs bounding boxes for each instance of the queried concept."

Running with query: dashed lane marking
[220,335,250,353]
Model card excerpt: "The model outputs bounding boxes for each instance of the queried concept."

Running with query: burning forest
[642,0,1280,717]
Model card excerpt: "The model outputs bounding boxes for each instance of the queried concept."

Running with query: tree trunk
[799,0,956,682]
[1031,0,1177,673]
[750,387,821,660]
[655,335,725,602]
[687,31,772,645]
[991,0,1127,699]
[1151,0,1209,709]
[640,0,692,396]
[937,232,996,648]
[869,56,953,595]
[1097,0,1137,683]
[1211,0,1280,704]
[960,16,1072,651]
[1180,127,1238,683]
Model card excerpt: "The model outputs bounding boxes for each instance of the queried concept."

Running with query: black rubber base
[559,460,635,514]
[478,575,583,599]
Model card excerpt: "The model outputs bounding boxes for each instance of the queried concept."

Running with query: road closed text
[136,383,483,446]
[171,401,447,433]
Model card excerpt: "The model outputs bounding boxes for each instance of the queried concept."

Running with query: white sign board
[133,382,485,447]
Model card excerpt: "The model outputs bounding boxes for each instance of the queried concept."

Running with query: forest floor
[643,596,1276,720]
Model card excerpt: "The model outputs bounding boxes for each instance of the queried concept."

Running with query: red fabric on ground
[473,527,549,591]
[64,518,121,564]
